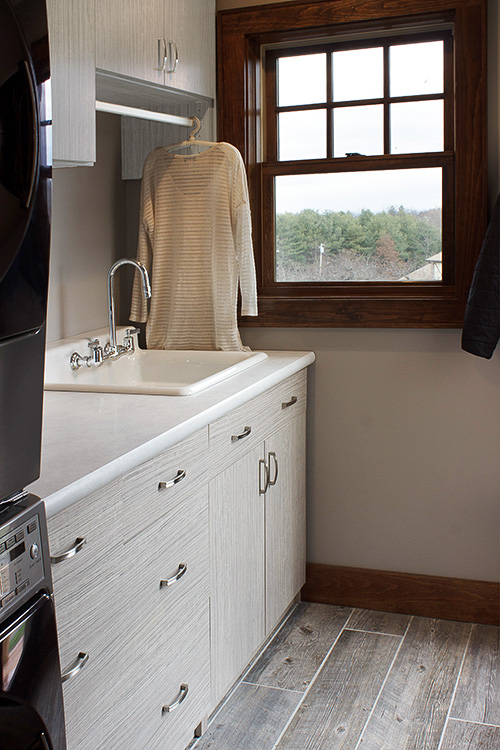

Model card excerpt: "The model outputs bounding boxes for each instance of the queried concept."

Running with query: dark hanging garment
[461,195,500,359]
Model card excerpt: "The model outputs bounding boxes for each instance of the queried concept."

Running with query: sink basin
[44,336,268,396]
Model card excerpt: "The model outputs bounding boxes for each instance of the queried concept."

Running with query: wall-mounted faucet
[69,258,151,371]
[107,258,151,356]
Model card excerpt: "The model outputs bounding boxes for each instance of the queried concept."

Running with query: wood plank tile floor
[188,602,500,750]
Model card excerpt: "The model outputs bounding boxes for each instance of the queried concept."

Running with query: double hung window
[217,0,487,327]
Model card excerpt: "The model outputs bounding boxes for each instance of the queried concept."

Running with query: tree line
[275,206,442,281]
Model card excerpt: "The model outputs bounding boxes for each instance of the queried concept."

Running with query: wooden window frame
[217,0,488,328]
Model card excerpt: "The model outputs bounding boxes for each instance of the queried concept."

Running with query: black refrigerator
[0,0,51,503]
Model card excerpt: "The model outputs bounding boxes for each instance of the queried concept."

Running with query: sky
[275,168,443,215]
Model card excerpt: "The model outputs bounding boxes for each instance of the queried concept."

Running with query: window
[217,0,487,327]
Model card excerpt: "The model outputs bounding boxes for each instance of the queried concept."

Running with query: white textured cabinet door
[265,412,307,634]
[95,0,164,85]
[164,0,216,98]
[46,0,95,166]
[209,444,266,708]
[47,480,123,749]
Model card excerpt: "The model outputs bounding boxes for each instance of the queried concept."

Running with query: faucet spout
[108,258,151,354]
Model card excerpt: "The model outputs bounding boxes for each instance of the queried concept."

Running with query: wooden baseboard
[302,563,500,626]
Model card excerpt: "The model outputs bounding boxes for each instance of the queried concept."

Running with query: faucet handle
[87,339,104,366]
[125,328,140,337]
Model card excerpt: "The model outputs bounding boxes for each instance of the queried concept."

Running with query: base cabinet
[47,369,308,748]
[208,370,307,709]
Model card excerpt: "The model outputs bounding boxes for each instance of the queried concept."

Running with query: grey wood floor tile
[358,616,472,750]
[192,682,302,750]
[450,624,500,726]
[275,629,401,750]
[245,602,352,691]
[348,608,410,636]
[439,719,500,749]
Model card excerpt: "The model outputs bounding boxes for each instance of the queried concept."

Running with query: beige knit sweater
[130,142,258,351]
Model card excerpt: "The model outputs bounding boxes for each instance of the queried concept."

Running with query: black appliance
[0,1,65,748]
[0,0,52,503]
[0,494,66,750]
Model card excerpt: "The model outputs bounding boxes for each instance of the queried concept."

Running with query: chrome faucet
[69,258,151,371]
[107,258,151,356]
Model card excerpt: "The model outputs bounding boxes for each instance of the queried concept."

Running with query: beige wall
[47,113,126,341]
[48,1,499,582]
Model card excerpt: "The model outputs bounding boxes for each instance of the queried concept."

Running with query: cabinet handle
[282,396,298,409]
[162,683,188,713]
[268,451,279,486]
[259,459,269,495]
[50,537,86,565]
[61,652,89,683]
[231,425,251,443]
[160,563,187,588]
[157,37,167,71]
[158,469,186,490]
[165,40,179,73]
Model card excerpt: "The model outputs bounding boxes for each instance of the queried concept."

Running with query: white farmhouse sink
[44,335,267,396]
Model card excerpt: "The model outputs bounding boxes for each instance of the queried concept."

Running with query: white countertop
[29,350,315,518]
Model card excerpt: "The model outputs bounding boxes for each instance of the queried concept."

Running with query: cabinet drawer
[121,427,208,542]
[48,480,123,667]
[123,486,209,642]
[208,370,307,477]
[116,593,211,750]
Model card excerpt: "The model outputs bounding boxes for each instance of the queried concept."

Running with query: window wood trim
[217,0,488,328]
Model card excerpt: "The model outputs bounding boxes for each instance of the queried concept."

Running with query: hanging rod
[96,100,197,128]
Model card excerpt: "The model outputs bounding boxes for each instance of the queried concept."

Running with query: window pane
[333,47,384,102]
[390,41,444,97]
[333,104,383,157]
[278,53,327,106]
[279,110,327,160]
[274,168,442,282]
[391,100,444,153]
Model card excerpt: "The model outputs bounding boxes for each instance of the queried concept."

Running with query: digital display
[10,541,25,562]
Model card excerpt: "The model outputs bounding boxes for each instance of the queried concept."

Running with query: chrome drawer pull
[231,425,251,442]
[268,451,279,486]
[158,469,186,490]
[282,396,298,409]
[61,651,89,683]
[162,684,188,713]
[160,563,187,588]
[50,537,86,565]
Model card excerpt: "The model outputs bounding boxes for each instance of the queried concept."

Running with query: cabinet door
[95,0,164,85]
[165,0,216,98]
[209,444,265,708]
[264,413,307,634]
[47,480,123,749]
[46,0,95,166]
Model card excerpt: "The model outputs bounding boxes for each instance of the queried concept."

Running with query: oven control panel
[0,512,44,613]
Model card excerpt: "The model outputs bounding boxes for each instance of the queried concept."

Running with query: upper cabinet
[95,0,215,100]
[46,0,96,167]
[95,0,164,86]
[47,0,215,168]
[163,0,215,99]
